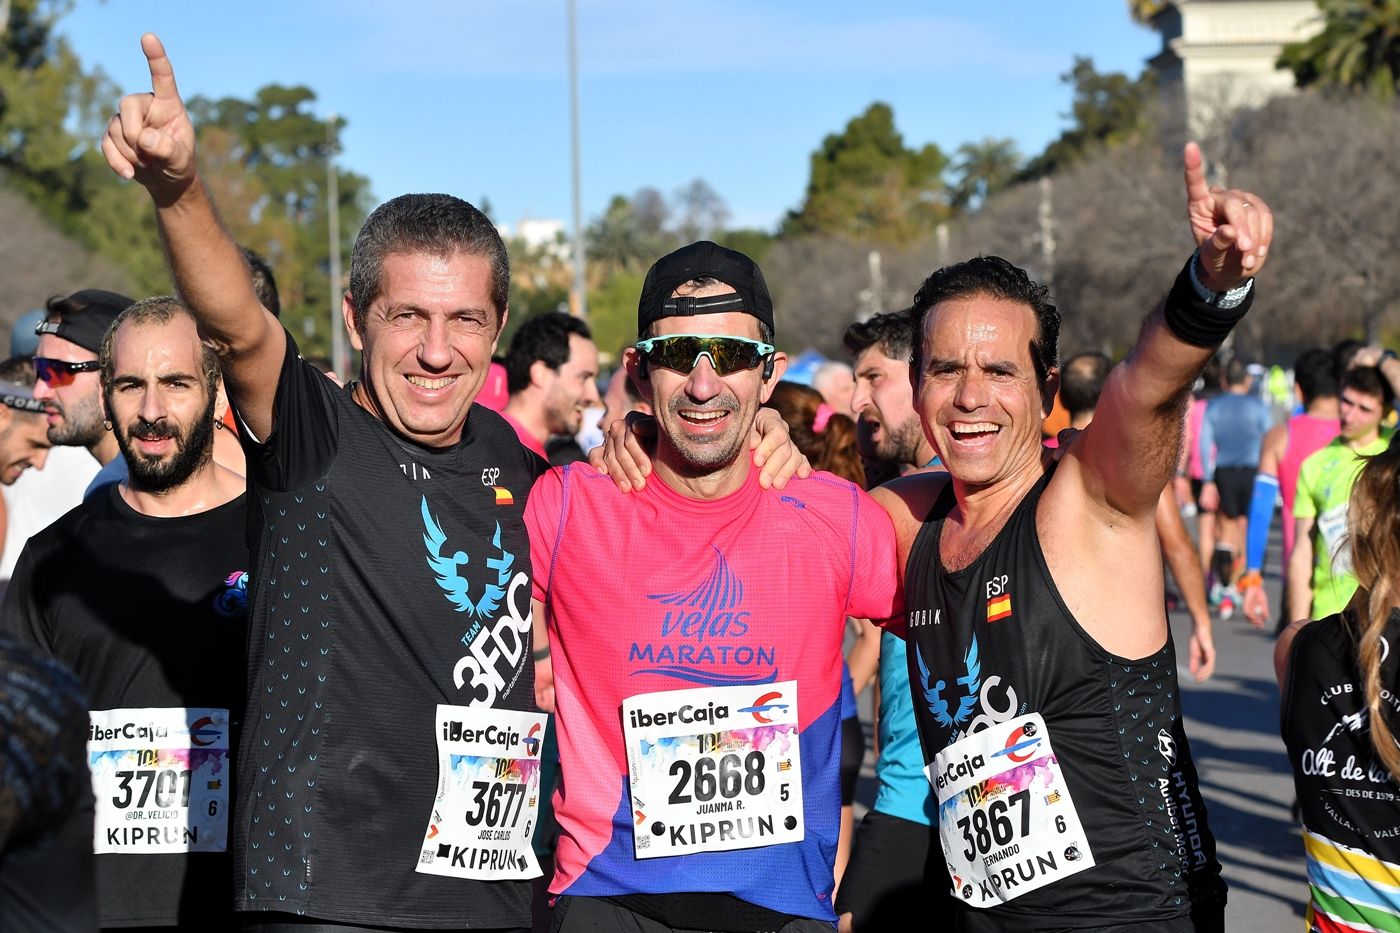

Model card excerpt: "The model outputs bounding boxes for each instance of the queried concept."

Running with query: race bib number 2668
[623,682,803,860]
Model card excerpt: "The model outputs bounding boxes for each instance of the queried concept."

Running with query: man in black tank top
[870,145,1273,932]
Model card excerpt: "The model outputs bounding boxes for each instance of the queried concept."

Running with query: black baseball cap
[35,289,133,354]
[637,241,774,338]
[0,383,45,414]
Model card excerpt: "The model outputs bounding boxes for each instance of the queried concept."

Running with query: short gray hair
[347,194,509,330]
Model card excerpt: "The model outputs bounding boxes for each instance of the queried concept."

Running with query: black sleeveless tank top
[903,471,1226,929]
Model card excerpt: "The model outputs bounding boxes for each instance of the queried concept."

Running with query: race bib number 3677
[88,707,231,854]
[416,704,547,880]
[930,714,1095,908]
[623,682,803,859]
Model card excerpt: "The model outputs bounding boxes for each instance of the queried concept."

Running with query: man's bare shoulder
[870,471,950,543]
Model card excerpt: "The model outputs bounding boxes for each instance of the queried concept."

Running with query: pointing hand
[101,34,196,205]
[1182,142,1273,292]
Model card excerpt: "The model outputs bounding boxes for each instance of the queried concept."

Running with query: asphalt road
[850,520,1309,931]
[1170,528,1306,932]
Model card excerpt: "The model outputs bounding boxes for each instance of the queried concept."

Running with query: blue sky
[60,1,1161,232]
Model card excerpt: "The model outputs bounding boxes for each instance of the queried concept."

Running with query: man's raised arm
[1069,143,1272,516]
[102,33,285,440]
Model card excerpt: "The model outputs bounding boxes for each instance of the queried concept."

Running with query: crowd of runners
[1,32,1398,933]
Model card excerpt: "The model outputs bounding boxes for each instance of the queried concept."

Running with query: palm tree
[1126,0,1169,24]
[1279,0,1400,101]
[952,138,1022,211]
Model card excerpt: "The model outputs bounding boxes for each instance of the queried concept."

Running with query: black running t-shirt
[234,331,544,928]
[0,486,249,929]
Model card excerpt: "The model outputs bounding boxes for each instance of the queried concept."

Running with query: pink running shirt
[526,462,900,920]
[1278,413,1339,562]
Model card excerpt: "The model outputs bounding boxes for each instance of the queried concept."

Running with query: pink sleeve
[525,467,566,604]
[846,487,903,622]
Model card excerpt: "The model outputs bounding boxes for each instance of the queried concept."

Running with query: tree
[0,0,372,351]
[586,195,657,274]
[180,87,372,358]
[783,103,951,244]
[1127,0,1169,23]
[1279,0,1400,101]
[952,137,1022,210]
[673,178,730,242]
[1019,57,1155,180]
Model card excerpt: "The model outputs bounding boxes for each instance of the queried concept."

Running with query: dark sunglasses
[634,334,775,376]
[34,357,101,388]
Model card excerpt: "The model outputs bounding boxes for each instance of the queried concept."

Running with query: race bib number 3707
[416,704,547,880]
[930,713,1095,908]
[88,707,231,854]
[623,681,803,859]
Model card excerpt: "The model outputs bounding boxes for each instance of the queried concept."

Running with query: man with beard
[836,311,945,933]
[845,308,939,472]
[33,290,128,469]
[1,296,248,930]
[501,311,601,463]
[1,292,126,580]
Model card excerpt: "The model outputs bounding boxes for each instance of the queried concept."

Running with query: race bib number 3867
[88,707,231,854]
[930,714,1095,908]
[623,681,803,859]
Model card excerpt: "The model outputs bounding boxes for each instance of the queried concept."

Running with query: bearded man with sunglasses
[33,291,128,471]
[525,241,901,932]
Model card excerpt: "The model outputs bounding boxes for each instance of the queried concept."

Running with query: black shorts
[1212,466,1256,518]
[548,896,830,933]
[840,715,864,806]
[833,809,944,927]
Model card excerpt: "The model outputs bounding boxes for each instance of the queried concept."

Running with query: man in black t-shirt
[1,297,249,930]
[105,36,548,933]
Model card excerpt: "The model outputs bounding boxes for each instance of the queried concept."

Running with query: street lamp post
[568,0,587,318]
[326,114,346,377]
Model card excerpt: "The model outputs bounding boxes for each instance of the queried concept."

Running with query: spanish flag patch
[987,594,1012,622]
[493,486,514,506]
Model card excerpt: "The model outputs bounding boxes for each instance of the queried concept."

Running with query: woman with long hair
[762,381,875,894]
[1278,438,1400,931]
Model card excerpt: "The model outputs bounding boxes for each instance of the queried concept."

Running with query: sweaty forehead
[924,296,1038,359]
[112,319,204,373]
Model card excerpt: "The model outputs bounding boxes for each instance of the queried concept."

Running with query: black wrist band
[532,646,551,662]
[1163,256,1254,347]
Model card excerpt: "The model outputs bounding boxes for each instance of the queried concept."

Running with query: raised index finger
[141,32,180,101]
[1182,141,1211,206]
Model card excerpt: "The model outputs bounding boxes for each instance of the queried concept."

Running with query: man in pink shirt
[501,311,601,460]
[526,241,902,932]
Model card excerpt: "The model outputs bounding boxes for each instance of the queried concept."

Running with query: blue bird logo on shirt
[918,636,980,731]
[421,496,514,619]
